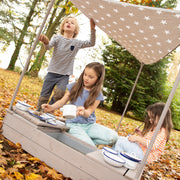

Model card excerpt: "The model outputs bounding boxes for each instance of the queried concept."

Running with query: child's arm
[129,129,167,150]
[42,90,70,113]
[80,19,96,48]
[90,18,95,30]
[135,128,143,136]
[128,135,147,146]
[76,100,101,118]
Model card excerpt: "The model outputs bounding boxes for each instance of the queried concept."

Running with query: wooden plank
[2,124,95,180]
[46,132,96,154]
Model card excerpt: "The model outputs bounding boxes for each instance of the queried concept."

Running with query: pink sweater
[139,128,167,163]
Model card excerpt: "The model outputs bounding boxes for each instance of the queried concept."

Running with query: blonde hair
[142,102,173,141]
[59,16,79,38]
[69,62,105,108]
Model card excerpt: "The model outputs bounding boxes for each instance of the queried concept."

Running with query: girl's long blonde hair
[69,62,105,108]
[59,16,79,38]
[142,102,173,141]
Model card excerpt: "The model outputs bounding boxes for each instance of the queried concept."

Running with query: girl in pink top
[114,102,173,163]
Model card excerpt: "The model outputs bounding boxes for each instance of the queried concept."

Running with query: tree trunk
[7,0,39,70]
[111,98,124,114]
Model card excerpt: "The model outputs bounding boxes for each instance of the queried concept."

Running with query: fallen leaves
[0,68,180,179]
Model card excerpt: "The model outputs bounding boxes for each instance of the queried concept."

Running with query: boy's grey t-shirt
[45,30,96,75]
[66,83,104,124]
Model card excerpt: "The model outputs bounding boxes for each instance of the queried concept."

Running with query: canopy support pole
[116,62,144,132]
[135,67,180,180]
[9,0,56,110]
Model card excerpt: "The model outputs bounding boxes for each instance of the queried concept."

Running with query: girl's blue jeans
[114,136,144,160]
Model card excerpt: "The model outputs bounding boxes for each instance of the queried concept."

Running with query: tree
[102,40,170,118]
[0,0,23,49]
[7,0,40,70]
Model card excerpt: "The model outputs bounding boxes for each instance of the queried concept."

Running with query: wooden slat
[2,124,94,180]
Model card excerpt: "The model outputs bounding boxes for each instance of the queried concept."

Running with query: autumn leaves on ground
[0,68,179,180]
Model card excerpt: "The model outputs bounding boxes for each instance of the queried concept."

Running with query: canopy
[71,0,180,64]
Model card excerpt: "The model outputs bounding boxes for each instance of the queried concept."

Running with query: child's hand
[90,18,95,30]
[41,104,52,113]
[128,135,146,146]
[128,135,138,143]
[135,128,143,136]
[39,34,49,45]
[76,106,85,116]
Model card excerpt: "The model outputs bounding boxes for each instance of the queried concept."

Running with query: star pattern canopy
[71,0,180,64]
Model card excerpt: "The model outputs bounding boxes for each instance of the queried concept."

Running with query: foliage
[0,0,39,50]
[162,83,180,130]
[0,68,180,180]
[102,39,171,119]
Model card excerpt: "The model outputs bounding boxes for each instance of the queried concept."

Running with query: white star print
[129,13,134,17]
[120,17,125,21]
[144,16,150,21]
[165,30,170,34]
[72,0,180,65]
[134,21,139,25]
[153,34,158,38]
[167,39,172,43]
[149,26,154,30]
[175,14,180,18]
[161,20,167,25]
[85,1,89,5]
[99,5,104,9]
[113,9,118,13]
[156,10,162,14]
